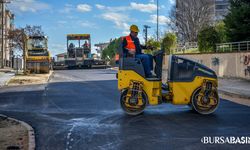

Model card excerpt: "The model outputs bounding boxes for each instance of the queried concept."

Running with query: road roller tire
[191,87,220,115]
[120,89,147,116]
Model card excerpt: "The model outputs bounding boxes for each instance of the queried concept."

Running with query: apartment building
[0,3,15,68]
[215,0,230,20]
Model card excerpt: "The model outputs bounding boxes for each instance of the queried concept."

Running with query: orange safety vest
[115,54,119,61]
[124,35,136,52]
[115,35,136,61]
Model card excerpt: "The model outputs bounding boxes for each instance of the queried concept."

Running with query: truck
[65,34,93,69]
[25,36,51,73]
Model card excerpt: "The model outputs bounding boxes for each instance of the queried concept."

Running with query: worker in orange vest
[122,25,153,77]
[115,54,119,64]
[83,41,89,49]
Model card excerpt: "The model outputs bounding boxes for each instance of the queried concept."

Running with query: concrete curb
[218,89,250,100]
[0,114,35,150]
[218,77,250,81]
[4,70,54,87]
[0,69,14,73]
[110,67,118,71]
[4,75,15,87]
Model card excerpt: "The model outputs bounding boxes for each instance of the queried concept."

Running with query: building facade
[56,52,67,62]
[94,42,110,57]
[215,0,230,21]
[176,0,230,21]
[0,3,14,68]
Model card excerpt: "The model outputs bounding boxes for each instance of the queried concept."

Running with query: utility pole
[1,0,5,68]
[22,29,27,74]
[157,0,159,42]
[143,25,151,46]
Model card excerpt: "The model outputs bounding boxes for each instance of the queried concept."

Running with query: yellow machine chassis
[118,70,161,105]
[118,70,218,106]
[26,59,50,73]
[169,77,217,105]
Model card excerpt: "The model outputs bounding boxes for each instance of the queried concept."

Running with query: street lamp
[143,25,151,45]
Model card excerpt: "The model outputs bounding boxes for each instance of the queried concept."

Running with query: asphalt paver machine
[65,34,93,68]
[117,49,220,115]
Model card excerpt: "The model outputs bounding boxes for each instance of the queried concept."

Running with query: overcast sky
[8,0,175,56]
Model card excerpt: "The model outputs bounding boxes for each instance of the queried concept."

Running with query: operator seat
[118,39,163,81]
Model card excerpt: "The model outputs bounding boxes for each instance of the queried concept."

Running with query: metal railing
[174,42,198,54]
[216,41,250,52]
[176,42,198,52]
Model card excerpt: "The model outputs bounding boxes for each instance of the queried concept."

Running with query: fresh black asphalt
[0,69,249,150]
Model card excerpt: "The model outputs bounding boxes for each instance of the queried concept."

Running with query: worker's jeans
[136,54,153,77]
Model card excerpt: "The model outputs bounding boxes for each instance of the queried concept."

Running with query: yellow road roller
[26,36,51,73]
[117,50,219,115]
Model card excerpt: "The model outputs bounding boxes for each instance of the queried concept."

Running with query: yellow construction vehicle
[65,34,93,69]
[26,36,51,73]
[117,50,219,115]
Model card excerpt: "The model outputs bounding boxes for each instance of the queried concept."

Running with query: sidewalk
[0,71,31,149]
[0,70,15,87]
[0,70,54,150]
[218,78,250,106]
[7,71,54,86]
[218,78,250,99]
[0,115,35,150]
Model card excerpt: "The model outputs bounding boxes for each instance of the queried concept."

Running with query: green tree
[215,21,227,43]
[144,38,161,54]
[161,33,177,54]
[224,0,250,42]
[101,38,121,60]
[198,26,220,52]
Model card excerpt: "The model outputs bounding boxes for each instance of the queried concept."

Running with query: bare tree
[24,25,45,36]
[170,0,215,42]
[8,28,25,51]
[8,28,26,72]
[8,25,45,52]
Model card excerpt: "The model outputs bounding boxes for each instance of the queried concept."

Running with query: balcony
[215,0,229,5]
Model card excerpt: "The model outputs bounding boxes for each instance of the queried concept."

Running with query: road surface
[0,69,250,150]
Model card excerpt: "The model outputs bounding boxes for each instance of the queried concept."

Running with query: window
[171,57,196,81]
